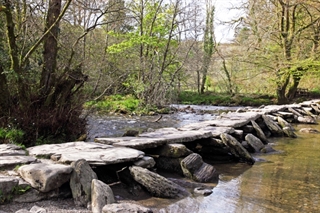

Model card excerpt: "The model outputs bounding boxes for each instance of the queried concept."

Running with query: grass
[177,91,277,106]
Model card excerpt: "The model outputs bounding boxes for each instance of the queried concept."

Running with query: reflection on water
[153,124,320,213]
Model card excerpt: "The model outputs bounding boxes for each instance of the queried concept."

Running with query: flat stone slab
[180,112,261,130]
[97,128,213,150]
[0,144,27,156]
[27,142,144,166]
[0,156,37,169]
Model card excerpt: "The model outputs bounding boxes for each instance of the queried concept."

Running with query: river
[86,105,320,213]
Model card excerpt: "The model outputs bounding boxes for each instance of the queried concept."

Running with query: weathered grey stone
[180,153,216,182]
[262,115,283,136]
[277,116,295,131]
[288,107,303,117]
[129,166,189,198]
[0,156,37,169]
[260,145,276,153]
[13,188,57,203]
[30,205,46,213]
[18,163,72,193]
[249,105,287,114]
[15,210,30,213]
[245,134,265,153]
[299,128,320,134]
[194,187,213,196]
[27,142,144,166]
[102,203,153,213]
[221,133,255,165]
[197,126,235,137]
[134,156,156,168]
[0,176,19,198]
[0,144,26,156]
[180,112,261,129]
[311,104,320,114]
[156,144,192,158]
[251,120,268,144]
[101,128,213,150]
[70,159,97,207]
[91,179,115,213]
[283,127,297,138]
[297,116,317,124]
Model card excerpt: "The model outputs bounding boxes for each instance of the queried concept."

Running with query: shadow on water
[87,106,320,213]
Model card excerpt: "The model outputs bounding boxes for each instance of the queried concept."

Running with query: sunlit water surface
[152,123,320,213]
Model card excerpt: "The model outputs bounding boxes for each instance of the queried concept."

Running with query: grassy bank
[177,91,277,106]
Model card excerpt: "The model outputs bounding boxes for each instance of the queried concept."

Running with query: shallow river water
[86,105,320,213]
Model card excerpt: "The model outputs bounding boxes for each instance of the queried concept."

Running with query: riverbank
[1,100,320,213]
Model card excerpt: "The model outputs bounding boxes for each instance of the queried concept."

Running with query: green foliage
[85,95,140,114]
[0,128,24,144]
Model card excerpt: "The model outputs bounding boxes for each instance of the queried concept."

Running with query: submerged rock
[221,133,255,165]
[299,128,320,134]
[180,153,216,182]
[262,115,283,136]
[245,134,265,153]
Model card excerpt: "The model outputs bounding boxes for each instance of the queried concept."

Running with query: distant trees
[235,0,320,103]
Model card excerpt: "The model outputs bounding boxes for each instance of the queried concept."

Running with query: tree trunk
[200,3,214,94]
[0,65,10,116]
[41,0,62,96]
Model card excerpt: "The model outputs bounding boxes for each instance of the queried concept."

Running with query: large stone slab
[97,137,167,150]
[18,163,73,193]
[138,128,213,143]
[0,144,27,156]
[180,112,261,130]
[0,156,37,169]
[98,128,212,150]
[27,142,144,166]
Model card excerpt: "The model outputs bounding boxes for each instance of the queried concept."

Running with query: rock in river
[129,166,189,198]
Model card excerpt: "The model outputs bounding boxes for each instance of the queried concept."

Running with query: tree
[0,0,91,146]
[106,0,199,106]
[239,0,320,103]
[199,0,215,94]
